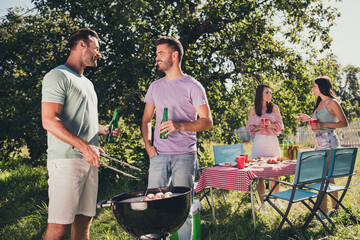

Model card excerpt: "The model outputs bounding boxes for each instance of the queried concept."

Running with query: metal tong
[73,147,141,179]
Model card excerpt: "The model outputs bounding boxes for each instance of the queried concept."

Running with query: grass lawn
[0,144,359,239]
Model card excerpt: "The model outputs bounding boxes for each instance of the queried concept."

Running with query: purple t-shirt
[144,75,208,154]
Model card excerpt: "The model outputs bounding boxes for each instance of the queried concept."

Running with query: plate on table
[219,162,237,167]
[250,163,273,168]
[283,160,297,164]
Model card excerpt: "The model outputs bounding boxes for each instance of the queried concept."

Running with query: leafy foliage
[335,65,360,120]
[0,9,79,161]
[0,0,351,166]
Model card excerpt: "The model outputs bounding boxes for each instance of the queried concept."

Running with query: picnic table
[195,161,297,227]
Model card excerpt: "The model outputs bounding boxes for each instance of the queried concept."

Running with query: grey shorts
[47,158,98,224]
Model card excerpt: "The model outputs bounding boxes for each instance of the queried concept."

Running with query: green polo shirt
[41,65,99,160]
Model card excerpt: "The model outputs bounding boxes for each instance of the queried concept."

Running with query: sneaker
[259,203,268,213]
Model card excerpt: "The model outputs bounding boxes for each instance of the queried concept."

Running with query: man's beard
[85,49,98,67]
[157,57,173,72]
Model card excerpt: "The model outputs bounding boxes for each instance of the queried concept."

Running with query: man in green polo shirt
[41,28,116,240]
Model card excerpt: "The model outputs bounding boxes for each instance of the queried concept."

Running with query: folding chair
[213,143,245,165]
[262,150,331,240]
[303,147,358,226]
[213,144,245,204]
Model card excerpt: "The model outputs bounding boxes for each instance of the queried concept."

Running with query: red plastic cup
[310,119,317,130]
[236,156,245,169]
[240,154,248,163]
[261,118,269,129]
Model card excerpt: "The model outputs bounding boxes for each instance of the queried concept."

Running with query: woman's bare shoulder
[327,99,341,109]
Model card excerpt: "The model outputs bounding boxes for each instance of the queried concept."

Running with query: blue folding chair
[213,143,245,165]
[212,144,245,203]
[262,150,331,240]
[303,147,358,227]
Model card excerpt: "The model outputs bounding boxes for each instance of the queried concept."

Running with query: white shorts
[251,135,281,159]
[47,158,98,224]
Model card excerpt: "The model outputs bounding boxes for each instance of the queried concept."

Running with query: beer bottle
[106,108,119,143]
[288,141,293,160]
[283,140,288,159]
[160,107,168,139]
[293,141,300,160]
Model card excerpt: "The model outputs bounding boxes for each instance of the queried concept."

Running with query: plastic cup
[261,118,269,129]
[236,156,245,169]
[310,119,317,130]
[240,154,248,163]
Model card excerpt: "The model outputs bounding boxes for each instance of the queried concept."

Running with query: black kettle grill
[97,186,192,240]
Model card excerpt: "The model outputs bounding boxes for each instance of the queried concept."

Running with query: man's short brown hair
[68,28,99,50]
[156,36,184,63]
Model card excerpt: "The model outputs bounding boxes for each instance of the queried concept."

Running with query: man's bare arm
[141,103,157,157]
[42,102,102,166]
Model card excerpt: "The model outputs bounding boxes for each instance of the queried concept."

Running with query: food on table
[276,157,287,161]
[257,157,263,160]
[248,159,256,162]
[267,159,279,164]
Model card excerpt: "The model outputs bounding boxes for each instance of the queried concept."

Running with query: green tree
[1,0,341,163]
[0,9,79,162]
[336,65,360,120]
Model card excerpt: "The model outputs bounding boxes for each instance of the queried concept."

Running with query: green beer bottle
[106,108,119,143]
[293,141,300,160]
[160,107,168,139]
[283,140,288,158]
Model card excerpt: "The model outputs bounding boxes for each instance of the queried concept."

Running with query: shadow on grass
[196,189,358,240]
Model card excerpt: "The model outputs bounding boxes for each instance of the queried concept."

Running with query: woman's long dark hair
[254,84,273,116]
[314,76,337,111]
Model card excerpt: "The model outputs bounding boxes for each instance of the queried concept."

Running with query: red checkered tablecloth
[249,163,297,179]
[195,163,297,193]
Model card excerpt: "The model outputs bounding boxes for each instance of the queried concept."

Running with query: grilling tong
[73,147,141,179]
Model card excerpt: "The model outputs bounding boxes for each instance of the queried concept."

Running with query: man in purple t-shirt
[141,36,213,239]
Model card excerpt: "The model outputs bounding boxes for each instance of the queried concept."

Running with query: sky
[1,0,359,67]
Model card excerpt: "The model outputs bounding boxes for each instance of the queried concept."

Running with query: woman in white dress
[247,84,284,212]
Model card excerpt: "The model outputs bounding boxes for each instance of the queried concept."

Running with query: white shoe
[259,203,268,213]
